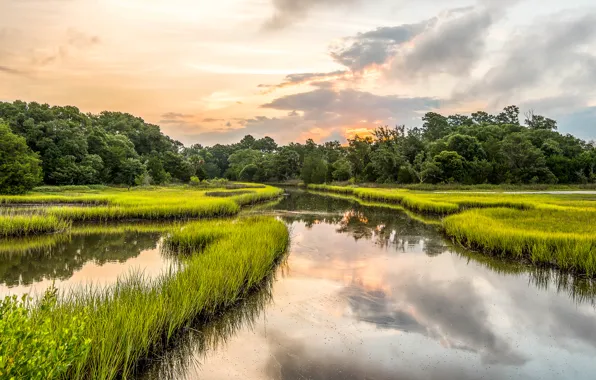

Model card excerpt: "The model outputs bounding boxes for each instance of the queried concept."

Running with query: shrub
[0,287,92,379]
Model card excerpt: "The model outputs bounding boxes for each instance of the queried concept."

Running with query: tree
[254,136,278,152]
[500,133,556,183]
[446,134,486,161]
[226,149,261,180]
[332,157,353,181]
[421,112,451,140]
[525,110,557,130]
[301,154,327,185]
[496,105,520,125]
[117,158,145,189]
[0,122,42,194]
[274,147,301,180]
[239,164,259,182]
[433,151,465,183]
[146,154,168,185]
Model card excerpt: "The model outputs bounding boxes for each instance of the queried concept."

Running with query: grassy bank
[444,208,596,275]
[0,216,289,379]
[308,184,596,276]
[0,184,282,235]
[308,184,546,214]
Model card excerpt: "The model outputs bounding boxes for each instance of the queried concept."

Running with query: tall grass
[307,184,595,215]
[0,185,283,235]
[5,217,289,379]
[309,184,596,275]
[0,215,71,237]
[443,208,596,276]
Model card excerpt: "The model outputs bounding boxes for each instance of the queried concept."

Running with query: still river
[2,189,596,379]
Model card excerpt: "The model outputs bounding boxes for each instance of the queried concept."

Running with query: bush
[0,287,92,379]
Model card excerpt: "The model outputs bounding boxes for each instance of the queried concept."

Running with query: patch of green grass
[6,216,289,379]
[0,185,283,234]
[0,214,71,237]
[443,208,596,275]
[310,184,596,275]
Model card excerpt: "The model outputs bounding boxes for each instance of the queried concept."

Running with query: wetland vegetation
[2,99,596,379]
[308,184,596,275]
[0,184,288,379]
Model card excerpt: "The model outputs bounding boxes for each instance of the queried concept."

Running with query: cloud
[30,28,101,67]
[342,277,527,366]
[262,3,512,91]
[330,19,434,71]
[265,331,511,380]
[183,88,437,145]
[0,65,27,76]
[159,112,194,124]
[262,87,438,124]
[456,11,596,104]
[263,0,360,31]
[258,70,349,92]
[388,7,497,80]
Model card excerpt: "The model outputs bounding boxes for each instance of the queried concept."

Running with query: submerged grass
[2,216,289,379]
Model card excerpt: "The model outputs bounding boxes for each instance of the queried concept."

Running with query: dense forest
[1,101,595,193]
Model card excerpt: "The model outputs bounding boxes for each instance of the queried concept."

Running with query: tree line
[1,101,595,194]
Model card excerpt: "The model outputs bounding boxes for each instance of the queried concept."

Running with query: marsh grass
[12,216,290,379]
[444,208,596,275]
[0,215,71,237]
[309,184,596,275]
[308,184,548,214]
[0,185,283,236]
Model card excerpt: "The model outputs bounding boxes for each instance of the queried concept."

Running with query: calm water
[0,230,174,298]
[2,190,596,379]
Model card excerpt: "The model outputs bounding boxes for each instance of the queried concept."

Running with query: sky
[1,0,595,146]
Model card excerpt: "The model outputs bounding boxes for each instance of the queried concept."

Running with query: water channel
[1,189,596,379]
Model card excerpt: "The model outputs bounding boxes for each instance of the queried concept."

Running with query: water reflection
[140,189,596,380]
[140,275,277,380]
[0,231,171,297]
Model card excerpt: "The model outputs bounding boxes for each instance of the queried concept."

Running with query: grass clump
[4,216,289,379]
[0,214,71,237]
[444,208,596,275]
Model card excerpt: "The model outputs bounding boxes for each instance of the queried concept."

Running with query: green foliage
[0,287,91,379]
[2,100,595,188]
[301,154,328,185]
[0,122,42,194]
[239,163,259,181]
[433,151,465,183]
[332,157,353,181]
